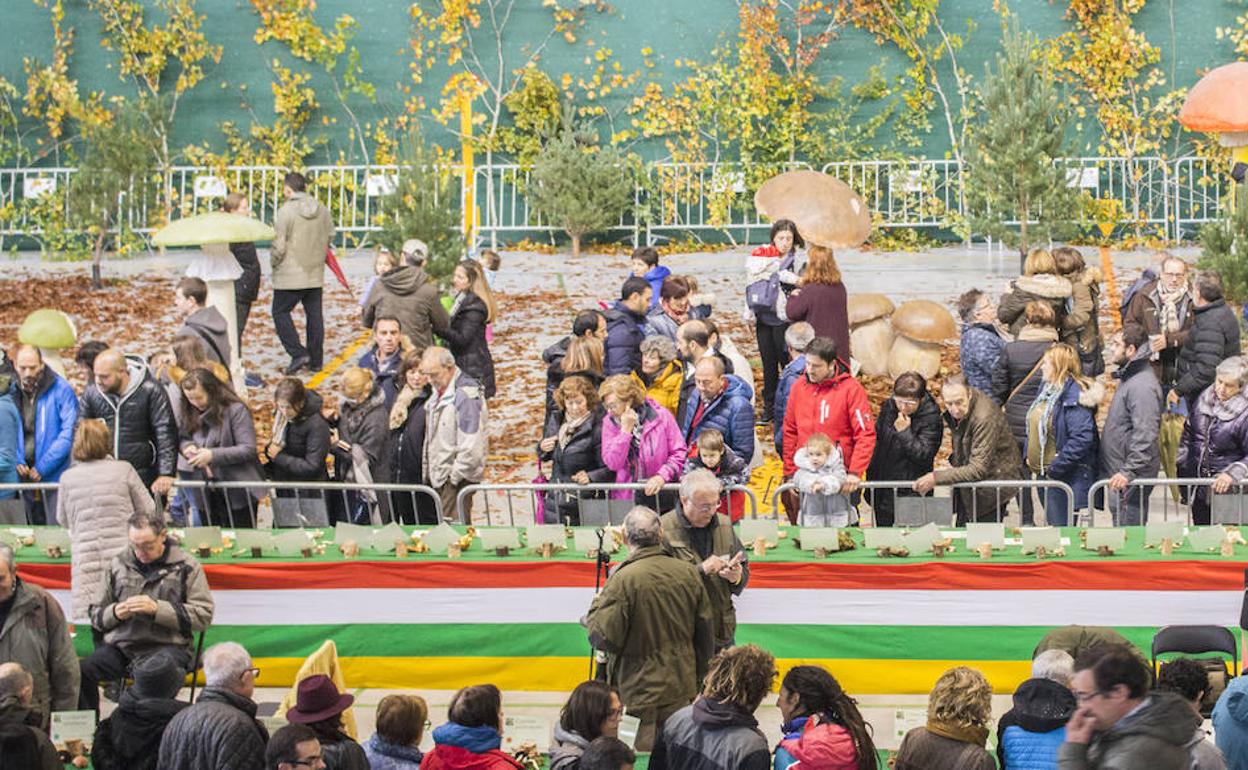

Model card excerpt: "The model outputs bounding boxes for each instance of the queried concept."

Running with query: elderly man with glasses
[160,642,270,770]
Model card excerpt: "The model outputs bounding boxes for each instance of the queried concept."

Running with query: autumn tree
[375,131,465,284]
[528,125,633,256]
[22,0,109,161]
[965,21,1079,265]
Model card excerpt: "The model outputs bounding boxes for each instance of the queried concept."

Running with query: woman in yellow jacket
[632,335,683,418]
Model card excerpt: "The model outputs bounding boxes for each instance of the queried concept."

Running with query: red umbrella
[325,247,354,300]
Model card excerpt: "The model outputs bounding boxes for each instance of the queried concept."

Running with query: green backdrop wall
[0,0,1235,164]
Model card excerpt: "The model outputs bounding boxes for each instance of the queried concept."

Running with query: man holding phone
[1059,643,1198,769]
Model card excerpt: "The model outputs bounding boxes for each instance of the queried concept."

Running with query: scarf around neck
[1157,282,1187,335]
[926,718,989,747]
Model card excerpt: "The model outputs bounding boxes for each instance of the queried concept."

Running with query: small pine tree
[375,131,465,284]
[527,127,633,256]
[1199,183,1248,302]
[965,20,1080,268]
[69,97,164,289]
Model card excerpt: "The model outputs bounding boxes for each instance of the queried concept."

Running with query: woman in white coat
[56,418,155,622]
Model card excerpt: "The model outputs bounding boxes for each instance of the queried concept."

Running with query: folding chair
[1152,624,1238,717]
[187,629,208,702]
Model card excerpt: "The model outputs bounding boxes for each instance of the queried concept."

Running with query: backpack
[746,252,795,317]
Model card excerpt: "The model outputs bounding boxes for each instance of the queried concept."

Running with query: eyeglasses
[1074,689,1109,703]
[244,667,260,680]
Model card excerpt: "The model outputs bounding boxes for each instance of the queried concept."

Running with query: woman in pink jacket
[598,375,687,512]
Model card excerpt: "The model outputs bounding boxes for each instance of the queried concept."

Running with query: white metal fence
[0,156,1227,247]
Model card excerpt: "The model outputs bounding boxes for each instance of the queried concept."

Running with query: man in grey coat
[1061,643,1198,770]
[1101,326,1163,526]
[158,642,269,770]
[79,511,214,712]
[271,171,333,374]
[360,240,449,350]
[0,545,78,727]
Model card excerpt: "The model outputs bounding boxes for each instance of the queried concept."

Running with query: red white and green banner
[18,559,1244,694]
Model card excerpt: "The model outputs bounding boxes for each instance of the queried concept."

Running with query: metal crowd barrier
[1086,477,1248,527]
[767,478,1076,525]
[455,482,759,526]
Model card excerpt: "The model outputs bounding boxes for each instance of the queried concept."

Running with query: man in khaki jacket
[0,545,78,728]
[271,171,333,374]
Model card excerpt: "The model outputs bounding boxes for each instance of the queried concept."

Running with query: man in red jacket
[782,337,875,493]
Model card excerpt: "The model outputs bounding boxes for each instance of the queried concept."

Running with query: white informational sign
[893,707,926,741]
[50,710,96,746]
[193,175,228,199]
[501,714,550,752]
[23,176,57,199]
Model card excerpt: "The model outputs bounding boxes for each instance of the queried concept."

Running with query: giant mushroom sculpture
[887,300,957,379]
[1179,62,1248,183]
[848,293,895,376]
[153,211,275,393]
[754,169,871,249]
[18,309,76,377]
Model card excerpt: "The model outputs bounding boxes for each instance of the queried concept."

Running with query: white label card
[50,710,96,746]
[966,522,1005,550]
[738,518,779,546]
[798,527,841,552]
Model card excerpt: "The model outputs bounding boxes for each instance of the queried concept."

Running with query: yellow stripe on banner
[307,329,374,389]
[250,656,1034,694]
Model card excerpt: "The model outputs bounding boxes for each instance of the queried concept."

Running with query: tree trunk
[570,231,581,258]
[91,221,107,290]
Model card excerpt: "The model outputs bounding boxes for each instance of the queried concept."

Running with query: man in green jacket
[271,171,333,374]
[586,506,714,752]
[0,545,78,728]
[660,469,748,650]
[1060,642,1199,770]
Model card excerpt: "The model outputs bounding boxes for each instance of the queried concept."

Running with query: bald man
[11,344,77,524]
[0,663,61,769]
[79,349,178,495]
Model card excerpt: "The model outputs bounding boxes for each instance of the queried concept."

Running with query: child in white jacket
[793,432,855,527]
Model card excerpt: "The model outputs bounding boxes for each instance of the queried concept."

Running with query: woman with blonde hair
[441,260,497,398]
[895,666,995,770]
[997,248,1073,338]
[1026,343,1101,525]
[56,419,155,621]
[328,367,390,524]
[598,374,686,511]
[785,245,850,363]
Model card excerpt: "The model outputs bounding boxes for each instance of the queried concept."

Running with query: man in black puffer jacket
[1174,271,1241,413]
[158,642,269,770]
[91,652,188,770]
[80,349,178,495]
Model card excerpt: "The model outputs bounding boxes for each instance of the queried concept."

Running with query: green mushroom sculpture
[18,308,77,378]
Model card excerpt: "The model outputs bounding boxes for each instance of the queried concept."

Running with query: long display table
[16,526,1247,694]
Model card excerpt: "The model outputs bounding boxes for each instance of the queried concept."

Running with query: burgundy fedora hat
[285,674,355,724]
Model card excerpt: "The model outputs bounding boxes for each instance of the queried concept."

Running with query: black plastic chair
[1152,625,1238,717]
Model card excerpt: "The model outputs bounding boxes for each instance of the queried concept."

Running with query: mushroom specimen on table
[847,293,896,376]
[887,300,957,379]
[1179,62,1248,183]
[18,308,77,377]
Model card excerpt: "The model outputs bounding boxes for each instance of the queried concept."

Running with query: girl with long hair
[774,665,878,770]
[746,218,804,422]
[441,260,497,398]
[178,367,264,527]
[785,244,850,363]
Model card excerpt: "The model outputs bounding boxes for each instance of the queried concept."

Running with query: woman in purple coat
[598,375,687,513]
[1178,356,1248,524]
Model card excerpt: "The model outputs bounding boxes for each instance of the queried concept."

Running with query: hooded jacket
[997,274,1074,337]
[1061,267,1104,374]
[13,364,77,483]
[1057,691,1200,770]
[0,390,16,495]
[364,733,423,770]
[0,694,60,770]
[1213,674,1248,767]
[600,399,687,499]
[961,322,1007,395]
[271,191,332,290]
[91,688,189,770]
[80,355,178,486]
[645,306,683,342]
[642,264,671,309]
[267,389,330,483]
[56,458,156,620]
[993,325,1060,447]
[935,388,1023,519]
[441,291,496,399]
[361,264,449,350]
[89,538,214,656]
[1026,378,1103,510]
[1178,386,1248,485]
[781,365,875,478]
[604,301,648,377]
[996,677,1076,770]
[178,305,232,367]
[542,336,572,424]
[1175,298,1242,402]
[650,697,771,770]
[421,723,524,770]
[424,370,488,488]
[774,716,861,770]
[1100,351,1162,482]
[632,361,683,418]
[678,374,756,463]
[586,544,714,711]
[548,724,591,770]
[867,393,944,524]
[0,578,79,726]
[773,355,806,454]
[157,686,269,770]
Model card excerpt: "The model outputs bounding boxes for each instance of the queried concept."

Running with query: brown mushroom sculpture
[848,293,896,376]
[888,300,957,379]
[1178,62,1248,177]
[754,170,871,248]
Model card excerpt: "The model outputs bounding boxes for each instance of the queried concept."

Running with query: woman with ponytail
[774,665,878,770]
